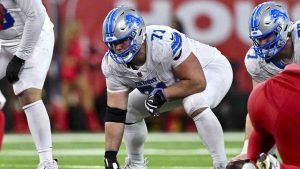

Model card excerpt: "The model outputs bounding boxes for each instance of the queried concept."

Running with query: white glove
[256,153,280,169]
[0,91,6,110]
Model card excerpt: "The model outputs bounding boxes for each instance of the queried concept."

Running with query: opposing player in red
[0,90,6,150]
[247,64,300,169]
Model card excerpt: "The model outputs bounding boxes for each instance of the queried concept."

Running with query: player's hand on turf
[230,153,248,162]
[104,151,121,169]
[256,153,280,169]
[145,88,166,116]
[104,158,120,169]
[6,55,25,83]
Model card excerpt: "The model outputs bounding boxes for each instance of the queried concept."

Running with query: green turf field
[0,132,244,169]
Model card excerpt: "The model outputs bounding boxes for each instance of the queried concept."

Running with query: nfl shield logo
[137,72,143,77]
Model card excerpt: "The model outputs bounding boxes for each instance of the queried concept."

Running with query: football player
[102,6,233,169]
[0,90,6,150]
[233,1,300,161]
[247,64,300,169]
[0,0,57,168]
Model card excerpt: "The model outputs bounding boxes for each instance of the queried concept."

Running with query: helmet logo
[125,14,142,29]
[269,8,288,23]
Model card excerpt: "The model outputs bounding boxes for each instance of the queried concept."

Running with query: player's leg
[183,53,232,168]
[0,110,5,150]
[13,23,57,168]
[0,91,6,150]
[124,89,182,168]
[123,89,150,168]
[0,42,10,150]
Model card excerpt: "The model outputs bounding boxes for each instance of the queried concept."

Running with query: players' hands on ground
[226,159,257,169]
[104,158,121,169]
[230,153,248,162]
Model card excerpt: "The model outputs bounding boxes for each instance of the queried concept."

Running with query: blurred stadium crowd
[0,0,299,133]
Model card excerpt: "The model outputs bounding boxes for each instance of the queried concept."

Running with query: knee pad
[105,106,127,123]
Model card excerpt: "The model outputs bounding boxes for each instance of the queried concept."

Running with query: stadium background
[1,0,300,132]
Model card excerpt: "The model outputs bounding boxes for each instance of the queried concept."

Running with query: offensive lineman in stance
[102,6,233,169]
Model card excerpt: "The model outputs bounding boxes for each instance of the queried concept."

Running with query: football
[226,159,257,169]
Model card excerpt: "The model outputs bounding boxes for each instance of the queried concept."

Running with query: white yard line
[0,148,241,156]
[3,132,244,143]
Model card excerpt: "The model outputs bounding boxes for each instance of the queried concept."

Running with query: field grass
[0,132,245,169]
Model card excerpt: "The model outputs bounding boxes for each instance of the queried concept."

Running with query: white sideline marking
[0,148,241,156]
[3,132,244,143]
[0,164,211,169]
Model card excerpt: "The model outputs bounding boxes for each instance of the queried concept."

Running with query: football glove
[256,153,280,169]
[6,55,25,83]
[145,88,166,116]
[104,151,121,169]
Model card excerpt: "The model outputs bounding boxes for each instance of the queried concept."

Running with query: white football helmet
[102,6,146,64]
[249,1,292,61]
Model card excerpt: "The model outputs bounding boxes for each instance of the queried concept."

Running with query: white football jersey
[0,0,53,60]
[102,25,222,94]
[244,21,300,83]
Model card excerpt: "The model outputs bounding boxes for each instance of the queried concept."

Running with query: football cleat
[123,157,148,169]
[256,153,280,169]
[37,159,58,169]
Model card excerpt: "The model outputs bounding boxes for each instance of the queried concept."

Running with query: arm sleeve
[105,78,129,93]
[15,0,47,60]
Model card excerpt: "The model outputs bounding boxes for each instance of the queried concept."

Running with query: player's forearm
[105,122,125,151]
[245,113,254,140]
[240,113,254,155]
[164,79,205,101]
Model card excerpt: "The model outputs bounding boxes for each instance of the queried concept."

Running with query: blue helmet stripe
[105,8,119,34]
[251,4,263,28]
